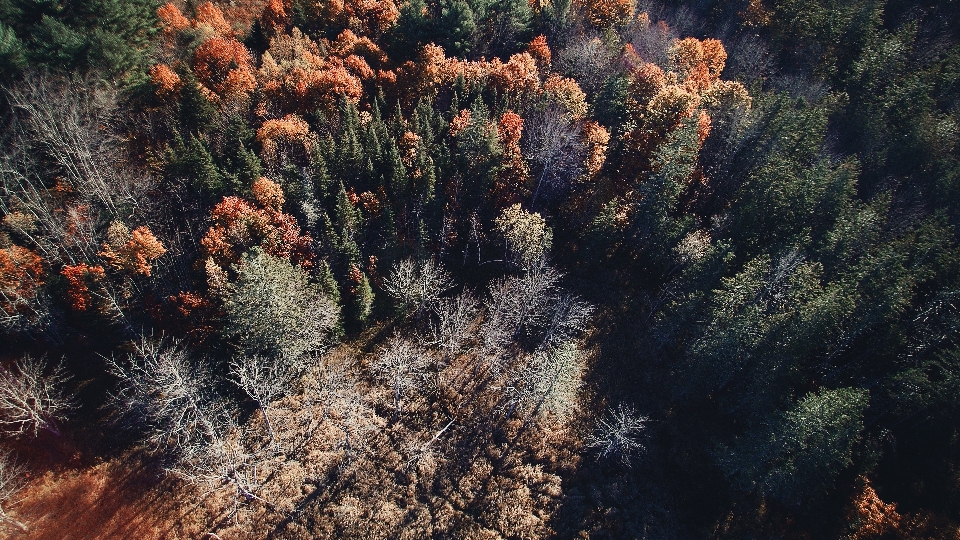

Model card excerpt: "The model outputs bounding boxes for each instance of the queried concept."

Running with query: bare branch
[586,403,649,467]
[0,450,28,532]
[382,258,454,318]
[370,337,428,422]
[0,355,72,438]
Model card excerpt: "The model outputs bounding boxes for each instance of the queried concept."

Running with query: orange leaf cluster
[61,263,105,311]
[201,178,312,271]
[251,175,286,210]
[488,53,542,100]
[582,120,610,177]
[847,477,902,540]
[448,109,472,138]
[99,225,167,277]
[527,35,552,68]
[0,245,45,315]
[157,2,190,32]
[256,114,315,164]
[543,74,588,119]
[493,111,530,208]
[576,0,636,28]
[194,1,233,35]
[399,131,421,169]
[259,28,366,113]
[192,36,257,98]
[671,37,727,83]
[150,63,182,99]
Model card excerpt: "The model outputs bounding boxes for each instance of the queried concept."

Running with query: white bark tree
[381,258,454,318]
[586,403,649,467]
[370,337,428,422]
[0,355,72,438]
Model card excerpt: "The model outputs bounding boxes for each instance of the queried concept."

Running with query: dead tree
[0,355,72,438]
[229,354,302,444]
[381,258,454,319]
[370,337,428,422]
[307,360,375,460]
[586,403,649,467]
[107,335,216,454]
[109,336,275,512]
[480,264,561,356]
[504,342,585,421]
[0,450,27,532]
[432,290,479,362]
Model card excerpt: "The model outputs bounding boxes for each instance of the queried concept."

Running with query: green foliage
[223,249,340,360]
[763,388,869,507]
[0,0,158,80]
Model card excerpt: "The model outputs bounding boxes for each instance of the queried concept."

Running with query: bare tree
[0,450,27,532]
[586,403,649,467]
[0,355,72,438]
[4,73,146,218]
[481,264,562,355]
[370,337,428,422]
[230,355,302,444]
[107,336,215,455]
[524,105,586,205]
[432,290,479,360]
[504,342,585,421]
[539,293,594,349]
[307,360,375,458]
[109,336,276,513]
[381,258,454,319]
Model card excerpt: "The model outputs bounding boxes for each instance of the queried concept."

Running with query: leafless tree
[432,290,479,360]
[586,403,649,467]
[0,355,72,438]
[504,342,585,421]
[370,337,428,422]
[524,105,586,205]
[480,264,562,355]
[107,336,216,455]
[307,360,376,458]
[172,408,273,511]
[230,355,303,444]
[555,35,618,95]
[4,73,147,219]
[109,336,276,513]
[539,293,594,350]
[381,258,454,319]
[0,450,27,532]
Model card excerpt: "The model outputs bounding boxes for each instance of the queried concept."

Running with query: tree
[370,336,428,421]
[107,336,215,455]
[381,257,454,317]
[493,203,552,270]
[223,249,339,361]
[762,387,869,508]
[230,354,303,443]
[506,341,585,420]
[0,355,72,438]
[0,450,27,532]
[586,403,648,467]
[433,290,479,359]
[109,336,276,509]
[0,244,47,333]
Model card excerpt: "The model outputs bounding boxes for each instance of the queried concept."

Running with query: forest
[0,0,959,537]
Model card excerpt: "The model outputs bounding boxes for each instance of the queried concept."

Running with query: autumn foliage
[201,177,313,275]
[61,263,105,311]
[98,223,167,277]
[0,245,44,318]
